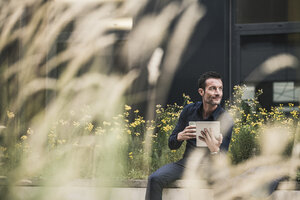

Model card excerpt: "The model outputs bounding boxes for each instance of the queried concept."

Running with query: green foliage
[2,88,300,179]
[297,168,300,182]
[0,95,193,179]
[125,94,191,177]
[229,124,259,165]
[227,85,298,165]
[150,103,183,172]
[227,85,262,164]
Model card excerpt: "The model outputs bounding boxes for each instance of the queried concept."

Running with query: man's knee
[148,173,164,187]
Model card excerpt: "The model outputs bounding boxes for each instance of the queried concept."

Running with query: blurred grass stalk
[140,0,205,175]
[2,0,299,199]
[180,54,300,200]
[0,0,139,199]
[0,0,205,199]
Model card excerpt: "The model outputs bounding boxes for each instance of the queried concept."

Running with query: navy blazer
[168,102,233,160]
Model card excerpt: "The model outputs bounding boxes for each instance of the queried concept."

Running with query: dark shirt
[168,101,233,160]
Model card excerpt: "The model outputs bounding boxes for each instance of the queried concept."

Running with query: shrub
[1,88,299,179]
[227,85,298,165]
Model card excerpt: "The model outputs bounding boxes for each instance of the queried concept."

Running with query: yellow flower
[162,125,172,132]
[85,123,94,132]
[7,110,15,119]
[124,112,129,117]
[59,120,68,125]
[125,105,132,111]
[147,125,155,131]
[257,89,263,94]
[21,135,27,140]
[134,110,139,114]
[103,121,111,126]
[288,103,294,107]
[257,121,263,126]
[291,110,298,118]
[95,127,105,135]
[135,132,141,136]
[127,130,132,135]
[246,114,251,121]
[58,139,66,145]
[129,122,136,128]
[48,131,56,138]
[187,100,193,104]
[129,152,133,159]
[114,121,120,126]
[234,128,240,134]
[27,128,33,135]
[73,121,80,127]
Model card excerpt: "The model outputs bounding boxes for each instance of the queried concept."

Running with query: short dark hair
[198,71,222,89]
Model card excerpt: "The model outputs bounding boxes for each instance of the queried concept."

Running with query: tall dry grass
[181,54,300,200]
[1,0,299,200]
[0,0,205,199]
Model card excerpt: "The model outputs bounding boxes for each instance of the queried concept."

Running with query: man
[145,71,233,200]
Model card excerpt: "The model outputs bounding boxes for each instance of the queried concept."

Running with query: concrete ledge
[1,177,299,200]
[0,177,213,200]
[0,176,209,188]
[1,176,299,190]
[277,181,300,190]
[272,190,300,200]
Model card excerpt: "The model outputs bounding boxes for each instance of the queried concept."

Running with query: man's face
[198,78,223,106]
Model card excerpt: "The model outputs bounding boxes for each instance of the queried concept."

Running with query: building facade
[168,0,300,111]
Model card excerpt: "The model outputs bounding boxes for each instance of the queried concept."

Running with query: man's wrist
[210,148,220,155]
[210,150,219,155]
[177,132,183,141]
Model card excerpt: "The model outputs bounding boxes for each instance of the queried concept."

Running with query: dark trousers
[145,161,185,200]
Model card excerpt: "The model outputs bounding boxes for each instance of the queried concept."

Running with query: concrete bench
[0,177,213,200]
[1,177,299,200]
[272,181,300,200]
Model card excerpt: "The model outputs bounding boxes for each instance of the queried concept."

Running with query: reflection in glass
[236,0,300,24]
[273,82,300,102]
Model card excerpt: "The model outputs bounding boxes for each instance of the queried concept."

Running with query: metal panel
[235,22,300,35]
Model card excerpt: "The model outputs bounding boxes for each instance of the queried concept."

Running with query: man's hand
[177,125,197,141]
[199,128,223,153]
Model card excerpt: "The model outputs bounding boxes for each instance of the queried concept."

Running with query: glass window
[240,33,300,82]
[236,0,300,24]
[273,82,300,102]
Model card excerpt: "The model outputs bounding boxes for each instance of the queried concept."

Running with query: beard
[206,96,221,105]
